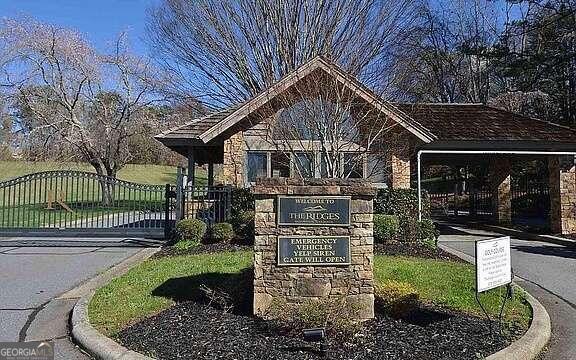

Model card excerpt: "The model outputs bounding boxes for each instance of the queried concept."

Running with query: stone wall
[220,132,245,187]
[489,158,512,225]
[252,178,376,321]
[548,156,576,234]
[389,147,411,189]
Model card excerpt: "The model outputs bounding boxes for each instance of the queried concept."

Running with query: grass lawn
[374,256,531,327]
[89,251,253,336]
[0,161,198,184]
[89,252,531,338]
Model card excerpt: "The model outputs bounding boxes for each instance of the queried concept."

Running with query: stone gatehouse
[156,56,576,234]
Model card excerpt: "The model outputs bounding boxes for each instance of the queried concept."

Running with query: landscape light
[303,327,325,342]
[303,328,328,356]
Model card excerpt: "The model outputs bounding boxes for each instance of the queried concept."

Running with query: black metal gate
[0,170,232,238]
[511,178,550,228]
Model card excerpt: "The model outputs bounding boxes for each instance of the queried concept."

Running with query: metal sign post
[474,236,513,335]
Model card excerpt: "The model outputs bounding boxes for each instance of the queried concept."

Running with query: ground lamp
[303,328,328,356]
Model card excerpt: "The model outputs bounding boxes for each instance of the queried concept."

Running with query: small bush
[230,210,254,242]
[374,188,430,220]
[209,222,235,243]
[231,188,254,218]
[375,281,419,318]
[374,214,400,243]
[175,218,207,247]
[374,188,433,243]
[417,219,440,247]
[266,297,362,338]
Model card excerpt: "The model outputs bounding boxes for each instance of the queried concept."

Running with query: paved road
[438,223,576,359]
[0,236,161,358]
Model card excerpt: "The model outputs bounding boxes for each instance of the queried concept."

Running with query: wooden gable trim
[199,56,435,144]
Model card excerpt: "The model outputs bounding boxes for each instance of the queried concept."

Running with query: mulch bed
[374,242,466,262]
[118,301,522,360]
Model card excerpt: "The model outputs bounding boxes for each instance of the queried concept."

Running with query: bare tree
[396,0,501,103]
[147,0,421,107]
[0,17,167,203]
[243,66,406,183]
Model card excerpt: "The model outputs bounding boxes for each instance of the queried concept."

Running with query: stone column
[548,156,576,234]
[389,148,411,189]
[221,132,245,187]
[489,158,512,225]
[252,178,376,321]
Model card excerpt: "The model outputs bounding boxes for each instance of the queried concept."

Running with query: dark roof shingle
[393,103,576,143]
[155,107,238,140]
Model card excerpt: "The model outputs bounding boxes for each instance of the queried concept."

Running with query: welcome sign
[277,196,350,226]
[277,236,351,266]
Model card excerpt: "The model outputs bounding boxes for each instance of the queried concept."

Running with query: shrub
[230,210,255,242]
[175,218,207,247]
[374,188,431,219]
[375,280,419,318]
[231,188,254,218]
[374,188,432,243]
[266,296,362,338]
[374,214,400,243]
[209,222,235,243]
[417,219,440,247]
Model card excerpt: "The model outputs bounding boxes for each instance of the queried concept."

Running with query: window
[271,152,290,178]
[343,153,364,178]
[294,152,314,178]
[247,152,267,183]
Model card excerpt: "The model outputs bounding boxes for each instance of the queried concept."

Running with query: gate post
[175,167,184,221]
[164,184,172,239]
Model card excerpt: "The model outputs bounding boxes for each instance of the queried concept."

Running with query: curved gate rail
[0,171,173,237]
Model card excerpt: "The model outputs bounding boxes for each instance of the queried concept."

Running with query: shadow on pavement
[512,244,576,259]
[0,237,165,248]
[436,223,493,237]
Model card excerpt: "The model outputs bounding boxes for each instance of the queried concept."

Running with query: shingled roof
[393,103,576,143]
[155,107,239,141]
[156,57,576,152]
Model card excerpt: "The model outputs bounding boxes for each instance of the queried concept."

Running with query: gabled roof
[155,56,435,145]
[156,56,576,150]
[393,103,576,143]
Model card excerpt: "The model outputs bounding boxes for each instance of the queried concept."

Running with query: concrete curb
[439,244,551,360]
[70,248,160,360]
[72,293,154,360]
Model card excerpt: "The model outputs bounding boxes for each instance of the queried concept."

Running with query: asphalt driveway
[0,236,161,358]
[438,223,576,359]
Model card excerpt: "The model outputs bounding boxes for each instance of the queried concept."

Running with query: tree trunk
[91,161,115,207]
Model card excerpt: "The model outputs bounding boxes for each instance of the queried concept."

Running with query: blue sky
[0,0,156,55]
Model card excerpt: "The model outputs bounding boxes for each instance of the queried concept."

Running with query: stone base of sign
[252,178,377,321]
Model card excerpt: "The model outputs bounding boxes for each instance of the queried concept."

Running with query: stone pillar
[489,158,512,225]
[389,148,411,189]
[252,178,376,321]
[221,132,245,187]
[548,156,576,234]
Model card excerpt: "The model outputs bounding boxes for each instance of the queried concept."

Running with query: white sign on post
[475,236,512,293]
